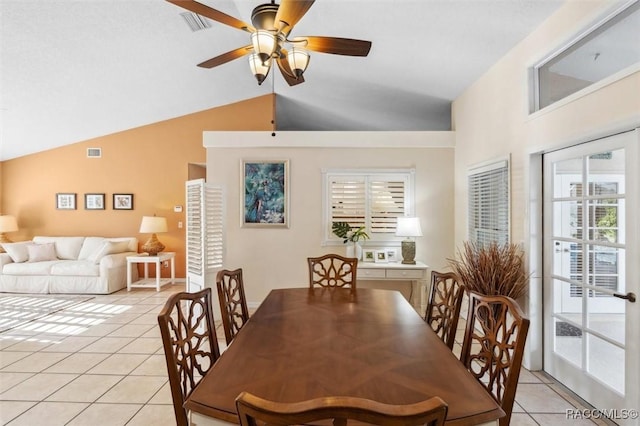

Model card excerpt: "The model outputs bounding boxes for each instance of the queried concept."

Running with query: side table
[127,252,176,291]
[357,261,429,312]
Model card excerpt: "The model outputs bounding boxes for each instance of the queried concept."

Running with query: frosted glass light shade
[251,30,276,63]
[248,53,271,85]
[287,47,310,78]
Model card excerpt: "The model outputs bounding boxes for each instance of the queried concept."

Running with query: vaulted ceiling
[0,0,565,161]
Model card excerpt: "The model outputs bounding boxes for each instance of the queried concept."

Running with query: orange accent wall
[0,94,274,278]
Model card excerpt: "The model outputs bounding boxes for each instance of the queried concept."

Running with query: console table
[357,261,429,311]
[126,252,175,291]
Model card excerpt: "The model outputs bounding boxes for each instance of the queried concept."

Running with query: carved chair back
[424,271,465,349]
[157,288,221,426]
[216,268,250,345]
[236,391,448,426]
[307,254,358,292]
[460,291,530,426]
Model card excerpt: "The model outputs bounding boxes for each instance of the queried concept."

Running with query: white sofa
[0,236,139,294]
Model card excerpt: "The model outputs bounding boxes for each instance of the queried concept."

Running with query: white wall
[205,131,455,305]
[452,0,640,369]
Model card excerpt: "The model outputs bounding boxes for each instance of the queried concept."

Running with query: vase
[346,242,362,260]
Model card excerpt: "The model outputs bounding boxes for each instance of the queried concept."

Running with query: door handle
[613,292,636,303]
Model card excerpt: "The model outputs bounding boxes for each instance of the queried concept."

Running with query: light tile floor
[0,285,615,425]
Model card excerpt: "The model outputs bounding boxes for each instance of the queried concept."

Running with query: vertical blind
[468,160,510,247]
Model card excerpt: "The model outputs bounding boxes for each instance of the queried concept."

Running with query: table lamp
[0,215,19,253]
[395,217,422,264]
[139,216,168,256]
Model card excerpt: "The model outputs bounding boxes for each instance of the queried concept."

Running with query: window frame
[322,168,416,246]
[532,0,640,113]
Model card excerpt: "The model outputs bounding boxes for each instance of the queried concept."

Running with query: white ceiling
[0,0,566,161]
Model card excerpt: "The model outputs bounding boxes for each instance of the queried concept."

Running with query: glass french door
[543,130,639,423]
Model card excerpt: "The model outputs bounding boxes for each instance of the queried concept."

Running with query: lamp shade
[395,217,423,237]
[0,215,18,233]
[139,216,168,234]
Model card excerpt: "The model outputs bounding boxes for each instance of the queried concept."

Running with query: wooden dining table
[185,287,505,425]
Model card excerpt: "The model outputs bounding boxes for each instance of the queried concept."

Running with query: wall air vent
[180,12,212,32]
[87,148,102,158]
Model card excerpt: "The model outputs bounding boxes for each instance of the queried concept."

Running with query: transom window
[534,0,640,111]
[322,169,415,245]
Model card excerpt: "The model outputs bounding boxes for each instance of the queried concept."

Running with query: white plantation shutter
[323,169,414,244]
[370,179,406,234]
[185,179,224,293]
[330,177,366,229]
[467,160,509,247]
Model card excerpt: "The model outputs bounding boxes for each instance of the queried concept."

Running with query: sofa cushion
[2,241,34,263]
[108,237,138,252]
[78,237,137,260]
[87,241,131,264]
[28,243,58,262]
[3,260,59,275]
[77,237,106,260]
[50,260,100,277]
[33,236,85,260]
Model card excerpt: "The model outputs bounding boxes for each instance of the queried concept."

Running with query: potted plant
[448,240,528,301]
[332,222,370,260]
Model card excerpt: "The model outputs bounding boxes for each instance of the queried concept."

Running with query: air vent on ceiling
[87,148,102,158]
[180,12,212,32]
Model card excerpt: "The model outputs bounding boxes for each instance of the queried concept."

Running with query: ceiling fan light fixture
[249,53,271,85]
[251,30,277,64]
[287,47,310,78]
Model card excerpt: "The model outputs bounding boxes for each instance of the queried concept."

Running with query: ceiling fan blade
[292,36,372,56]
[197,45,253,68]
[276,52,305,86]
[274,0,315,33]
[166,0,255,32]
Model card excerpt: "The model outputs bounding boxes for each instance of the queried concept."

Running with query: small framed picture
[56,193,77,210]
[375,250,388,263]
[386,249,398,262]
[113,193,134,210]
[84,193,105,210]
[363,249,376,263]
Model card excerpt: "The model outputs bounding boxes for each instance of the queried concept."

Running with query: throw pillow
[2,241,34,263]
[88,240,131,264]
[27,243,58,262]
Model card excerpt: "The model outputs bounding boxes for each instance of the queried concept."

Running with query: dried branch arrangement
[448,241,529,300]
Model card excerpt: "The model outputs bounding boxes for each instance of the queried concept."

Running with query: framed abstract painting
[242,159,289,228]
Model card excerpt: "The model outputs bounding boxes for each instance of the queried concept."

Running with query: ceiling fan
[166,0,372,86]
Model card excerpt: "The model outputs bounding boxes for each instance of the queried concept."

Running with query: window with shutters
[467,159,510,247]
[322,169,415,245]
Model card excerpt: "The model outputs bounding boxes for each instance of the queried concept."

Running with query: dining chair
[216,268,250,346]
[236,391,448,426]
[459,291,530,426]
[307,254,358,291]
[157,288,221,426]
[424,271,465,350]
